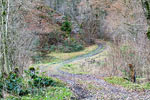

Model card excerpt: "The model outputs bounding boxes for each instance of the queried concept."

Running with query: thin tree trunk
[0,0,10,75]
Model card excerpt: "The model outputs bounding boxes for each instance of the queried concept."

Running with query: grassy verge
[104,77,150,90]
[61,64,88,75]
[48,45,98,61]
[32,45,98,66]
[6,86,73,100]
[1,69,73,100]
[60,44,108,75]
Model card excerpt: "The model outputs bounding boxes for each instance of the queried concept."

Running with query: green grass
[1,71,73,100]
[61,64,88,75]
[6,87,73,100]
[33,45,98,65]
[104,77,150,90]
[87,84,103,91]
[60,45,107,75]
[48,45,98,61]
[32,56,61,65]
[4,78,73,100]
[32,45,98,70]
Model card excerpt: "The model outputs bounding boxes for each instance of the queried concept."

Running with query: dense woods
[1,0,150,99]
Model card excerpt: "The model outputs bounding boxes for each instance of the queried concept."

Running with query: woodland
[1,0,150,100]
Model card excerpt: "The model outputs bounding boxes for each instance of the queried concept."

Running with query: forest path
[42,43,150,100]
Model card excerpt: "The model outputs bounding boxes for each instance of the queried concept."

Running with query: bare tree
[0,0,11,75]
[0,0,37,75]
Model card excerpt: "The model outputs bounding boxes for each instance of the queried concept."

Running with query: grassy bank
[104,77,150,91]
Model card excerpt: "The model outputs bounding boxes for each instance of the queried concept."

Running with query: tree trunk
[0,0,11,75]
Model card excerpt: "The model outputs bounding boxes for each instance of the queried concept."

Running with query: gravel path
[40,43,150,100]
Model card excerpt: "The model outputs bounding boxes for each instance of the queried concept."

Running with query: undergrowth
[104,77,150,91]
[0,67,73,100]
[61,17,72,35]
[33,45,97,65]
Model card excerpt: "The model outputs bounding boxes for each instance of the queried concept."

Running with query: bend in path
[44,43,150,100]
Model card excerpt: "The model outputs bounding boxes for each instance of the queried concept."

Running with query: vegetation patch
[32,55,61,64]
[33,45,97,65]
[6,87,73,100]
[59,44,109,75]
[61,17,72,35]
[104,77,150,90]
[61,64,88,75]
[76,79,103,94]
[0,68,73,100]
[53,39,84,53]
[49,45,98,61]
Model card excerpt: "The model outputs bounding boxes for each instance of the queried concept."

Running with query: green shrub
[49,45,57,51]
[61,39,84,53]
[7,86,73,100]
[147,27,150,40]
[0,68,73,99]
[0,67,73,100]
[144,1,150,19]
[0,76,3,98]
[48,38,84,53]
[25,68,56,88]
[61,18,72,35]
[33,77,55,87]
[4,72,28,96]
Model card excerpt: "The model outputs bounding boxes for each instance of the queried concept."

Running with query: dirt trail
[42,43,150,100]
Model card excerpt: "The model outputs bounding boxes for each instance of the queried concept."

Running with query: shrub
[0,68,57,97]
[59,39,84,53]
[47,37,84,53]
[147,27,150,40]
[49,45,57,51]
[61,18,72,35]
[0,67,73,99]
[25,68,56,88]
[0,76,3,98]
[4,72,28,96]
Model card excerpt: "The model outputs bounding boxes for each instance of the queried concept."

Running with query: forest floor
[37,41,150,100]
